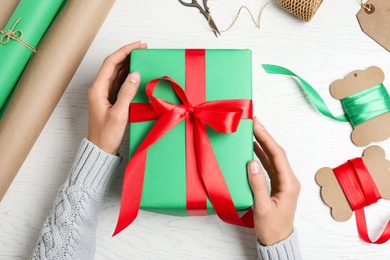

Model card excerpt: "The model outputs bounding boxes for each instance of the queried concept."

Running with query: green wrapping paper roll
[0,0,66,111]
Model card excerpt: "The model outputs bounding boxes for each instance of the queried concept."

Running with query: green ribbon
[262,64,390,127]
[341,83,390,127]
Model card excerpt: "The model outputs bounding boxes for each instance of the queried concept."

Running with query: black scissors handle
[202,0,210,12]
[178,0,221,37]
[178,0,204,13]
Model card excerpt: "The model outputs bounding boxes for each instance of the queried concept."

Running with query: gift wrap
[115,49,254,234]
[0,0,116,202]
[0,0,66,112]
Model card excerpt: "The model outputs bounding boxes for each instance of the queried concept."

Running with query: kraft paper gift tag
[357,0,390,52]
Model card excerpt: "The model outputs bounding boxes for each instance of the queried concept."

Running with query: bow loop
[0,18,36,53]
[0,28,23,44]
[194,107,243,133]
[146,76,244,133]
[146,76,243,133]
[146,76,192,115]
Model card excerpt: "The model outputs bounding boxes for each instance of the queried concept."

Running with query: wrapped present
[114,49,254,235]
[0,0,66,114]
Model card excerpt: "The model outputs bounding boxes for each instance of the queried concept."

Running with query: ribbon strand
[0,18,36,53]
[263,64,390,127]
[263,64,349,122]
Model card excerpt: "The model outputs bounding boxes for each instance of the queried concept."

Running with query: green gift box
[115,49,254,234]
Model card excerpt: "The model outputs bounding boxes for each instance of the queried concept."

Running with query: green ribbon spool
[341,83,390,127]
[263,64,390,127]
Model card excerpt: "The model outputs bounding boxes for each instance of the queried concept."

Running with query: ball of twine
[277,0,324,22]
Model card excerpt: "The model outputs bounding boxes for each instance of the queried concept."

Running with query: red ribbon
[114,50,254,235]
[333,158,390,244]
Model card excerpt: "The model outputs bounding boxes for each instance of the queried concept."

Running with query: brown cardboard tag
[315,146,390,222]
[330,66,390,146]
[357,0,390,52]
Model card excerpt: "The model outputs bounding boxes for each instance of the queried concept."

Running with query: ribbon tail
[114,107,187,235]
[262,64,349,122]
[355,208,390,244]
[194,118,254,228]
[113,150,147,236]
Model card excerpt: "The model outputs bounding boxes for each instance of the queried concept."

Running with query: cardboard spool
[315,145,390,222]
[330,66,390,146]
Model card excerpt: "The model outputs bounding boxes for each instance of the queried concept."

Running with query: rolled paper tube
[0,0,66,112]
[0,0,20,29]
[0,0,20,118]
[0,0,116,202]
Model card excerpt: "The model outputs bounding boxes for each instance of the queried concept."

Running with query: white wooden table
[1,0,390,259]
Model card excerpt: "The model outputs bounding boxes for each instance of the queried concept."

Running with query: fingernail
[129,71,140,84]
[253,116,265,130]
[249,161,260,174]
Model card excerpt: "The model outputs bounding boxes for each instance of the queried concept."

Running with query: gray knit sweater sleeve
[30,138,301,259]
[30,138,122,260]
[256,229,302,260]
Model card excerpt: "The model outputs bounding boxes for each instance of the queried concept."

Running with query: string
[207,0,323,34]
[0,18,36,53]
[263,64,390,127]
[208,0,272,33]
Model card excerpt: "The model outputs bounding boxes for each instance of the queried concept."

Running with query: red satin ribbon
[114,50,254,235]
[333,158,390,244]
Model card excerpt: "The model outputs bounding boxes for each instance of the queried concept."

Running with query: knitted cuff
[256,229,302,260]
[68,138,122,192]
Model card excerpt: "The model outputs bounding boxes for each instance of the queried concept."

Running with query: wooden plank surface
[1,0,390,259]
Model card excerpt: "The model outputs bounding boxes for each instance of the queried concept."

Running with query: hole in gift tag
[364,4,375,14]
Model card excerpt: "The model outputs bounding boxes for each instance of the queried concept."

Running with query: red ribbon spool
[333,158,390,244]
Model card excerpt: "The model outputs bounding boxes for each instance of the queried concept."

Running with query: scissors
[178,0,221,37]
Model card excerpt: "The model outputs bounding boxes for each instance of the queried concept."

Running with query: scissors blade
[201,12,220,37]
[207,15,221,36]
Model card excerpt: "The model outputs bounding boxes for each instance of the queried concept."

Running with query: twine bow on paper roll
[0,18,36,53]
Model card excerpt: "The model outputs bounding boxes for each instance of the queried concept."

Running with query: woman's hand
[247,117,301,246]
[87,41,147,154]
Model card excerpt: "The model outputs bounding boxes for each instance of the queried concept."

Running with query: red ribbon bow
[113,50,254,235]
[334,158,390,244]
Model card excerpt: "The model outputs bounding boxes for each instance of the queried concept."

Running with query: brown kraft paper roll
[0,0,20,29]
[0,0,116,202]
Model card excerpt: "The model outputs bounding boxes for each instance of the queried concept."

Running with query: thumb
[247,160,270,202]
[114,71,140,112]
